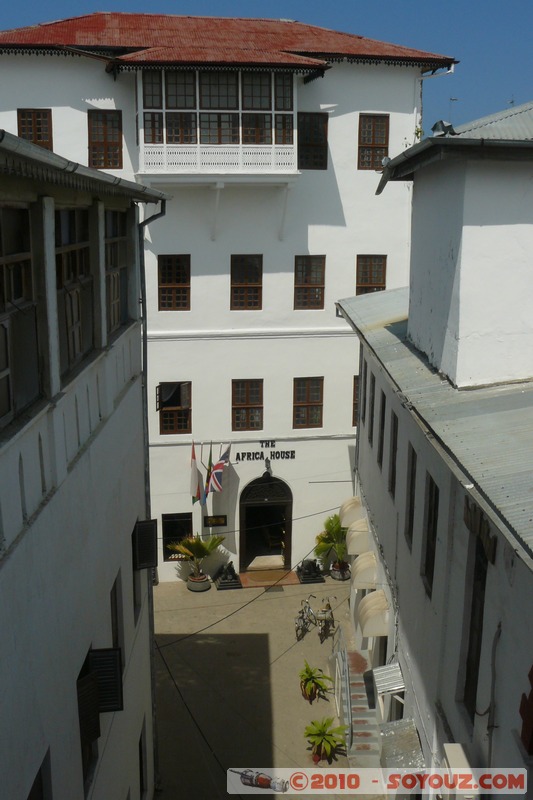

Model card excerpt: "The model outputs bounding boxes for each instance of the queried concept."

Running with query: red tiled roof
[0,13,455,69]
[116,46,327,68]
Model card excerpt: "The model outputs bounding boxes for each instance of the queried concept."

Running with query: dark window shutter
[88,648,123,713]
[77,672,101,742]
[133,519,158,570]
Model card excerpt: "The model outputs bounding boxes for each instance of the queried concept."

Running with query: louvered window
[132,519,158,570]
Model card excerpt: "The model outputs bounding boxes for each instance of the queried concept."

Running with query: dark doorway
[239,474,292,572]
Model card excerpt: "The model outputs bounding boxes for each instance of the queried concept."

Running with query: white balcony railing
[140,144,297,174]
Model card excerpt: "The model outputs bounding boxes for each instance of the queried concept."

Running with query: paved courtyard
[153,575,352,799]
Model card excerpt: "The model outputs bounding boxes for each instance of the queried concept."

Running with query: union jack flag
[207,445,231,493]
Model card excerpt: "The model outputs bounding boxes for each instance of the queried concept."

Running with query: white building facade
[0,13,454,580]
[0,132,164,799]
[338,104,533,784]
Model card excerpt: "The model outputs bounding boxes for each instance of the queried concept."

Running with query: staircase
[346,651,381,767]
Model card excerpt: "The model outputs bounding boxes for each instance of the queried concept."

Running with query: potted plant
[314,514,350,580]
[166,533,225,591]
[299,661,333,704]
[304,717,347,763]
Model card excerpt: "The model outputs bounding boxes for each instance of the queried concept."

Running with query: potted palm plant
[166,533,225,591]
[299,661,333,704]
[304,717,347,763]
[314,514,350,580]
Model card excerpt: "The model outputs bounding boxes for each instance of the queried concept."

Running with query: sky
[2,0,532,132]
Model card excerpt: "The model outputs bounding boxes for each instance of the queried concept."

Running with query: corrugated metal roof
[338,288,533,562]
[373,662,405,695]
[454,99,533,141]
[0,13,455,70]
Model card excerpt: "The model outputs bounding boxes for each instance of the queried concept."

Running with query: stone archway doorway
[239,473,293,572]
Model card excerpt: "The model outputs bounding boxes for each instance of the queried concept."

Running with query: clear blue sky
[3,0,532,132]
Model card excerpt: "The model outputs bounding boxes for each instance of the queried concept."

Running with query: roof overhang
[0,129,168,203]
[351,551,377,589]
[358,589,390,637]
[376,136,533,194]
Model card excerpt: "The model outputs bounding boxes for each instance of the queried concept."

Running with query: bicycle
[294,594,317,640]
[316,596,336,643]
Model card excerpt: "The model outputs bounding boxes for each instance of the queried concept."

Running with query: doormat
[239,569,299,589]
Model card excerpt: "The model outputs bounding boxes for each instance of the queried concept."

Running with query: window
[293,377,323,428]
[294,256,325,309]
[275,114,293,144]
[357,255,387,295]
[143,70,162,108]
[199,72,238,109]
[358,113,389,170]
[231,255,262,310]
[199,113,239,144]
[232,379,263,430]
[377,391,386,468]
[156,381,192,434]
[388,412,398,498]
[421,473,439,597]
[139,725,148,799]
[163,513,192,561]
[368,373,375,445]
[298,113,328,170]
[166,113,197,144]
[17,109,53,150]
[0,206,39,423]
[143,112,164,144]
[105,210,128,334]
[242,72,271,110]
[352,375,359,427]
[110,574,124,672]
[158,255,190,310]
[166,71,196,109]
[242,114,272,144]
[88,110,122,169]
[405,444,417,549]
[361,357,367,424]
[55,208,92,374]
[274,73,293,110]
[463,534,488,721]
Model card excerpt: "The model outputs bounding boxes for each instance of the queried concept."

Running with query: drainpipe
[137,199,167,793]
[487,621,502,767]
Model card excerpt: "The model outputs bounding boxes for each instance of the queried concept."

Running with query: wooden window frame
[405,444,417,549]
[294,255,325,310]
[298,112,328,170]
[230,255,262,310]
[199,72,238,110]
[352,375,359,427]
[17,108,53,150]
[88,110,123,169]
[166,112,197,144]
[421,473,439,597]
[142,70,162,109]
[377,390,386,468]
[293,377,323,429]
[199,113,239,144]
[156,381,192,434]
[388,411,398,498]
[368,373,375,445]
[105,210,128,334]
[166,71,196,109]
[358,113,389,170]
[357,254,387,295]
[143,112,164,144]
[158,255,191,311]
[463,534,488,721]
[232,379,263,431]
[275,114,293,144]
[242,72,271,110]
[274,73,293,111]
[242,113,272,145]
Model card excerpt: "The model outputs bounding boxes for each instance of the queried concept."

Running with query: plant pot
[300,681,317,703]
[187,574,211,592]
[330,562,350,581]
